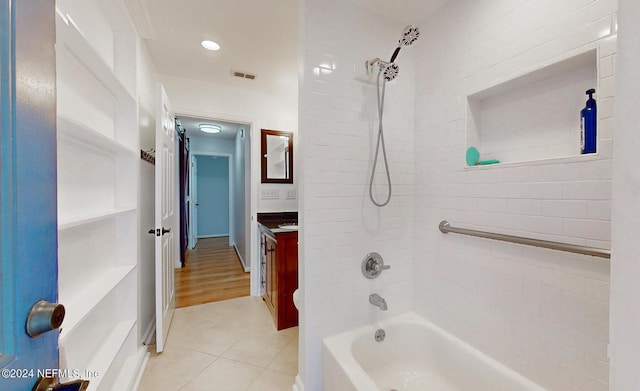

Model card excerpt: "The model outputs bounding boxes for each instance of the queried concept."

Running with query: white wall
[413,1,615,390]
[137,37,158,344]
[234,129,249,268]
[610,0,640,389]
[299,1,416,389]
[161,75,298,212]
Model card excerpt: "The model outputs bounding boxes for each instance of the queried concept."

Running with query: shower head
[399,25,420,46]
[390,25,420,63]
[383,63,399,81]
[365,59,399,81]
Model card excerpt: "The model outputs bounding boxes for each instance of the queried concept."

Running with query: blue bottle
[581,88,597,154]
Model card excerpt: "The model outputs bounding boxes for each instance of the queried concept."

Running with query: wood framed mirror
[261,129,293,183]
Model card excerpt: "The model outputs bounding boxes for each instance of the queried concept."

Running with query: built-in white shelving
[59,265,136,339]
[55,0,142,389]
[58,207,136,230]
[82,320,136,391]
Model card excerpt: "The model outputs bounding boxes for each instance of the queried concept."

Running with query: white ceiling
[127,0,446,136]
[351,0,448,24]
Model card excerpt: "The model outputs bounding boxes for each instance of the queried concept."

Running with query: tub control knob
[361,252,390,279]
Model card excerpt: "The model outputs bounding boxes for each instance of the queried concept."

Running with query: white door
[155,83,176,353]
[189,155,198,248]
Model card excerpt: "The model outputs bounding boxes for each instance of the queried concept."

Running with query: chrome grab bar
[439,221,610,259]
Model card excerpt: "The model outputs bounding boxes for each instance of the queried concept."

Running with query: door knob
[33,376,89,391]
[26,300,65,338]
[162,227,171,235]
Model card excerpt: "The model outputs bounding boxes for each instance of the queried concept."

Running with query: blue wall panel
[196,156,229,237]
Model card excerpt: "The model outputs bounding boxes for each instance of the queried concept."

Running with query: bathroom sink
[279,224,298,230]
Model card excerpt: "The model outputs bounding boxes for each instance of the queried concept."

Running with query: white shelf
[58,207,136,230]
[58,115,136,155]
[84,320,136,391]
[60,265,135,341]
[464,151,601,170]
[55,9,135,103]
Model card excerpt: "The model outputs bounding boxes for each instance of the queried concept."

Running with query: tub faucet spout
[369,294,388,310]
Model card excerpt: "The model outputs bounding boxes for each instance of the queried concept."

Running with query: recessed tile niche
[466,49,598,166]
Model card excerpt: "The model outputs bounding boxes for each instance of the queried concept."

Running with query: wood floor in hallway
[175,237,250,308]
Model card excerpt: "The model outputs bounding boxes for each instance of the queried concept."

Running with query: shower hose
[369,67,392,207]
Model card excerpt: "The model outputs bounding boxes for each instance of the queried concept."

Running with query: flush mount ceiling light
[199,124,221,134]
[201,40,220,51]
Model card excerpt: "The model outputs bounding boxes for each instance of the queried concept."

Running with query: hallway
[176,237,250,308]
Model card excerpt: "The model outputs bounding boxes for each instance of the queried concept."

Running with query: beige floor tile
[247,370,296,391]
[179,358,263,391]
[137,345,217,391]
[222,332,291,368]
[166,322,245,356]
[267,337,299,375]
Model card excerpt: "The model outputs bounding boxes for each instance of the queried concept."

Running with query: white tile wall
[300,0,618,390]
[299,1,415,390]
[414,1,615,391]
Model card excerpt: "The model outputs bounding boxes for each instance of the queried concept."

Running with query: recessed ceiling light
[201,40,220,51]
[199,124,221,134]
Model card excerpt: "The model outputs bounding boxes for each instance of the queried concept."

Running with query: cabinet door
[277,232,299,329]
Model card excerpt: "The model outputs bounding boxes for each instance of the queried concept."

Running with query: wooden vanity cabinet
[260,227,298,330]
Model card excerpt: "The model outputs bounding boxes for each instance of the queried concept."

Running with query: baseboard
[292,375,304,391]
[128,348,151,391]
[233,244,250,272]
[197,234,229,239]
[108,346,148,391]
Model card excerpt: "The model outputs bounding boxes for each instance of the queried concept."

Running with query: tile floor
[138,296,298,391]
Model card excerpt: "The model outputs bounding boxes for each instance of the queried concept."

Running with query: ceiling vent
[232,70,256,80]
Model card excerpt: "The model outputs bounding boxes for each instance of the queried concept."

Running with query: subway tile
[562,180,612,200]
[598,75,615,98]
[586,200,611,220]
[541,269,587,296]
[590,0,617,21]
[563,218,611,241]
[586,279,610,303]
[584,355,610,384]
[599,55,614,78]
[543,200,588,219]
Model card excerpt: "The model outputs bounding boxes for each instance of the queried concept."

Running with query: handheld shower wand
[366,25,420,207]
[389,25,420,63]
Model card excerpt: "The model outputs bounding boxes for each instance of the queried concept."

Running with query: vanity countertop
[257,212,298,234]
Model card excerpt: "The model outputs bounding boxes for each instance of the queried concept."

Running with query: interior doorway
[174,115,252,308]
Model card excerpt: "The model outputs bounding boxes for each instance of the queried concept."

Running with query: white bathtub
[323,312,547,391]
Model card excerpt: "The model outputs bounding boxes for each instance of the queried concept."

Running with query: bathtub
[323,312,547,391]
